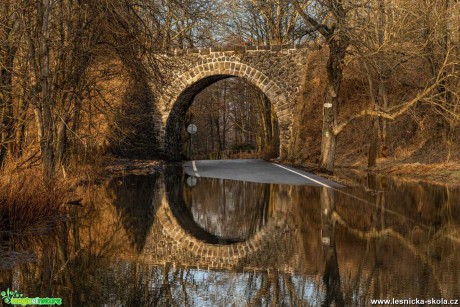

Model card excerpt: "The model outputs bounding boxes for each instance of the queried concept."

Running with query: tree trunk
[214,117,222,152]
[368,118,379,168]
[378,80,388,158]
[320,187,345,307]
[13,80,29,157]
[258,94,273,153]
[209,115,214,153]
[377,0,388,159]
[38,0,55,179]
[222,81,227,149]
[319,40,346,173]
[292,0,349,173]
[0,47,15,167]
[56,120,67,171]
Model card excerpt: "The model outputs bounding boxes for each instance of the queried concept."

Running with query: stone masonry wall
[152,46,310,159]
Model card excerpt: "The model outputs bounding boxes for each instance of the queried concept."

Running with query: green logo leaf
[1,288,23,304]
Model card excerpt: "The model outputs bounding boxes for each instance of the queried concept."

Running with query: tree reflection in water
[0,170,458,306]
[321,187,344,307]
[107,174,161,252]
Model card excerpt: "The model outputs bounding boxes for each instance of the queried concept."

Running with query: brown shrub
[0,166,69,235]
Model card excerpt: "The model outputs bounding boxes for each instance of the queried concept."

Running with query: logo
[1,289,62,306]
[1,289,23,304]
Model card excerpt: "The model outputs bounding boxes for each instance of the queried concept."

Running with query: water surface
[0,166,459,306]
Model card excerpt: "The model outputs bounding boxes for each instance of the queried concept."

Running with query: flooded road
[0,166,459,306]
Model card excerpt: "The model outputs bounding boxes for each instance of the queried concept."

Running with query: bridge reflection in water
[0,167,459,306]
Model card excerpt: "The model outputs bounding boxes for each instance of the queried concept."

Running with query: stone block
[187,49,200,54]
[200,48,210,55]
[222,46,233,52]
[234,46,245,53]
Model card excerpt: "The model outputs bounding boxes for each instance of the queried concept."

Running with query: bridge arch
[159,60,292,160]
[154,197,289,268]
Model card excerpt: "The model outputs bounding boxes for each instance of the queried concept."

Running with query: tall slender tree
[293,0,349,173]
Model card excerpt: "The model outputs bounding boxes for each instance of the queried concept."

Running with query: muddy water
[0,166,459,306]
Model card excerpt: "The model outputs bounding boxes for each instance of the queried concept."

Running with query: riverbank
[369,161,460,187]
[104,158,164,176]
[335,163,460,187]
[283,159,460,188]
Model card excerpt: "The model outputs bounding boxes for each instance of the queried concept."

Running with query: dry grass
[372,162,460,186]
[0,166,70,235]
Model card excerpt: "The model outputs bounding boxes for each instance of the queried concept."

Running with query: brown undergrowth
[0,166,68,236]
[0,152,108,237]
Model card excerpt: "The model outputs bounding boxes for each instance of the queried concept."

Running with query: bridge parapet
[169,44,303,56]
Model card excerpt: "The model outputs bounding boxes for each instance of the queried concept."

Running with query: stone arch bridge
[151,45,310,160]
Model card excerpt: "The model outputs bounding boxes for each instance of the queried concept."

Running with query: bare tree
[293,0,350,173]
[0,2,21,167]
[292,0,460,170]
[334,0,460,164]
[224,0,307,45]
